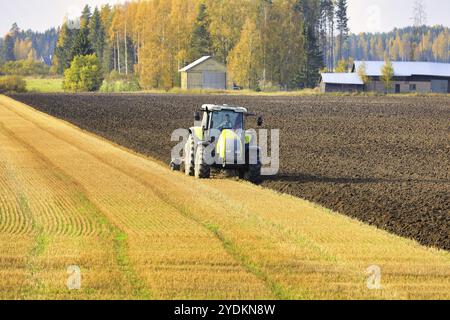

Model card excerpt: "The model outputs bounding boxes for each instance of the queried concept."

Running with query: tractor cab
[195,104,248,133]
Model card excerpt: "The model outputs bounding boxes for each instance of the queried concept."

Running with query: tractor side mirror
[257,116,264,127]
[194,112,201,122]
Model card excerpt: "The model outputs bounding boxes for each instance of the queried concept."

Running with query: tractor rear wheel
[195,144,211,179]
[184,135,195,176]
[246,162,262,184]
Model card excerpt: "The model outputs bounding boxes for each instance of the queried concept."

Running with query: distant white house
[320,61,450,93]
[179,56,227,90]
[320,73,364,93]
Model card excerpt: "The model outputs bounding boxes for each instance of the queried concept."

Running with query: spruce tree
[2,24,20,62]
[3,33,16,61]
[294,0,324,88]
[303,25,324,88]
[336,0,349,61]
[89,7,106,63]
[71,7,94,59]
[187,3,212,62]
[53,22,75,74]
[80,5,92,29]
[71,28,93,58]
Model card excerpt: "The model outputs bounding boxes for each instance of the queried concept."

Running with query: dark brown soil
[8,93,450,250]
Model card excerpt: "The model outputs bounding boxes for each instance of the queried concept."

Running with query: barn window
[409,84,417,91]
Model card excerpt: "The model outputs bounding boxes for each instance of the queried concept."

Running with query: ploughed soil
[8,93,450,251]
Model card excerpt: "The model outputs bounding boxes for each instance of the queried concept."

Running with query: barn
[352,61,450,94]
[320,73,364,93]
[179,56,227,90]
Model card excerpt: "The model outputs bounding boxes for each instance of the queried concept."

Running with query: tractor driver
[234,115,243,130]
[219,114,233,130]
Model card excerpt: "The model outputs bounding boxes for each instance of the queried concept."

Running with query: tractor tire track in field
[0,120,150,299]
[15,194,46,299]
[0,124,50,297]
[0,123,101,238]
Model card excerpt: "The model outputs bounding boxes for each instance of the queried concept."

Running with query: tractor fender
[248,145,261,152]
[197,141,211,147]
[189,127,203,141]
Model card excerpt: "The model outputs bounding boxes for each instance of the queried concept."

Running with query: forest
[0,23,58,64]
[347,25,449,64]
[0,0,449,91]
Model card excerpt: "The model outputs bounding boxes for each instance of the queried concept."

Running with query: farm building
[179,56,227,90]
[320,73,364,93]
[353,61,450,94]
[320,61,450,93]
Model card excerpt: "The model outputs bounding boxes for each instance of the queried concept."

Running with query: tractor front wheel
[184,135,195,176]
[246,163,262,184]
[170,161,181,171]
[195,144,211,179]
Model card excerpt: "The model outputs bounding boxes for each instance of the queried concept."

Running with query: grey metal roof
[353,61,450,77]
[202,104,248,113]
[321,73,364,85]
[179,56,212,72]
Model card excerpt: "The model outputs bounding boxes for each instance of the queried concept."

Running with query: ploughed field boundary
[0,95,449,300]
[9,93,450,251]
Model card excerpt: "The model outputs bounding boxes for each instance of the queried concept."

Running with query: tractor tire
[195,144,211,179]
[246,163,262,184]
[184,135,195,176]
[170,161,181,171]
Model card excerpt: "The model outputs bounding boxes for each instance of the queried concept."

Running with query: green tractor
[172,104,264,183]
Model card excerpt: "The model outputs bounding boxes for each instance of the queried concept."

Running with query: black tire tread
[247,163,262,184]
[195,145,211,179]
[185,135,195,176]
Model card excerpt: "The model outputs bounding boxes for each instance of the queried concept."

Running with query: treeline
[0,60,50,76]
[346,26,450,63]
[0,23,58,65]
[52,0,351,90]
[5,0,447,91]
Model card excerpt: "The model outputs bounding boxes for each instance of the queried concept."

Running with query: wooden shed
[179,56,227,90]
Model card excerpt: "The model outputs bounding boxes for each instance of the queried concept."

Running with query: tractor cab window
[210,111,243,131]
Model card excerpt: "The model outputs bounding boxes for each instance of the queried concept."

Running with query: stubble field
[10,93,450,251]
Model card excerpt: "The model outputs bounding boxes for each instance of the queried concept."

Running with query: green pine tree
[1,24,20,61]
[53,22,75,74]
[294,0,324,88]
[336,0,349,60]
[303,25,324,88]
[80,5,92,29]
[71,28,93,58]
[187,3,212,62]
[89,7,106,64]
[3,33,16,62]
[71,7,94,59]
